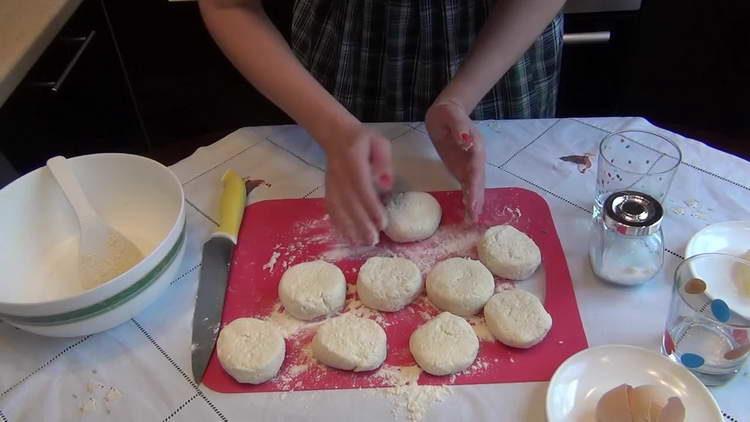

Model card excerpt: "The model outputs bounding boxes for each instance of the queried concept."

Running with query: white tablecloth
[1,117,748,422]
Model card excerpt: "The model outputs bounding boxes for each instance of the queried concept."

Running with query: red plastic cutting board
[203,188,587,393]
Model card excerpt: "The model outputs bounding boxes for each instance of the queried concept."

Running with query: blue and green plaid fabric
[290,0,563,122]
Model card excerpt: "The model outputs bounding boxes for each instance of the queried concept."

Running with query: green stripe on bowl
[0,224,186,327]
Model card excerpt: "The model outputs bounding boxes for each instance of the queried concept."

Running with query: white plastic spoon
[46,156,143,290]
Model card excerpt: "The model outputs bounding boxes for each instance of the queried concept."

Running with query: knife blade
[191,169,247,384]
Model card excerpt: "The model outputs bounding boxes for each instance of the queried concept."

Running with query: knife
[191,169,247,384]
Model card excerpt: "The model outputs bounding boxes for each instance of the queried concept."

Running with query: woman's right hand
[198,0,394,245]
[323,123,393,246]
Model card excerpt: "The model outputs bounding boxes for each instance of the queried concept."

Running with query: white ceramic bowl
[0,154,185,337]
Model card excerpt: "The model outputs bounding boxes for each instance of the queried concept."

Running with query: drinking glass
[662,253,750,386]
[594,131,681,219]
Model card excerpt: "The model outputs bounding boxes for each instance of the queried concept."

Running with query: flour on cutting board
[265,302,324,339]
[266,292,390,339]
[373,365,452,422]
[411,296,440,324]
[374,365,422,386]
[344,298,389,326]
[417,310,433,321]
[346,283,357,296]
[274,363,451,422]
[264,217,342,269]
[494,206,523,225]
[265,206,524,269]
[467,315,494,342]
[463,356,490,375]
[264,215,493,276]
[293,214,332,233]
[275,356,318,391]
[243,205,536,418]
[262,251,281,272]
[391,224,483,273]
[265,305,453,422]
[321,245,389,263]
[495,281,516,292]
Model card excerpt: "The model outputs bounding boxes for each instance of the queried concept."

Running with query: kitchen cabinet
[559,0,747,157]
[2,0,744,173]
[1,0,294,176]
[557,11,639,117]
[619,0,749,145]
[100,0,291,148]
[0,0,147,175]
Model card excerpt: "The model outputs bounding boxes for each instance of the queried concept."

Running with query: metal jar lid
[603,191,664,236]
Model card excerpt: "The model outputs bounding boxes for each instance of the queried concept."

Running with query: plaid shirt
[290,0,564,122]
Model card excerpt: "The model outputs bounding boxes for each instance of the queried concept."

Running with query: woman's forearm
[438,0,565,111]
[198,0,359,150]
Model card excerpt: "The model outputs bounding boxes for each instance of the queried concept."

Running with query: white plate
[684,221,750,322]
[685,220,750,258]
[546,345,722,422]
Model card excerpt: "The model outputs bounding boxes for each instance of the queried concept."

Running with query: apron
[290,0,564,122]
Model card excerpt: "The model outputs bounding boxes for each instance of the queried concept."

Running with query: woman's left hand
[425,99,486,222]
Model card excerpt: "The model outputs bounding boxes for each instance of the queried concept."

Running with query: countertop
[0,0,82,107]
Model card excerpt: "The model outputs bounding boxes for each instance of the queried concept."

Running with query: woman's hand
[425,99,486,222]
[323,123,393,245]
[199,0,391,245]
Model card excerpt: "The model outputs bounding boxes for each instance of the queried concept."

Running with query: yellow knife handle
[215,169,247,243]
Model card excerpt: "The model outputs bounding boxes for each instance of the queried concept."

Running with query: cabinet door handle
[563,31,611,45]
[32,30,96,93]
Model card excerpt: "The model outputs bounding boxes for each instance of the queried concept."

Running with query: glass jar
[589,191,664,286]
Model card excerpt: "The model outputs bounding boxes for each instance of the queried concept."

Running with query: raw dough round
[217,318,285,384]
[312,315,387,371]
[383,192,442,243]
[426,257,495,317]
[484,289,552,348]
[478,225,541,280]
[357,256,422,312]
[409,312,479,376]
[278,260,346,321]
